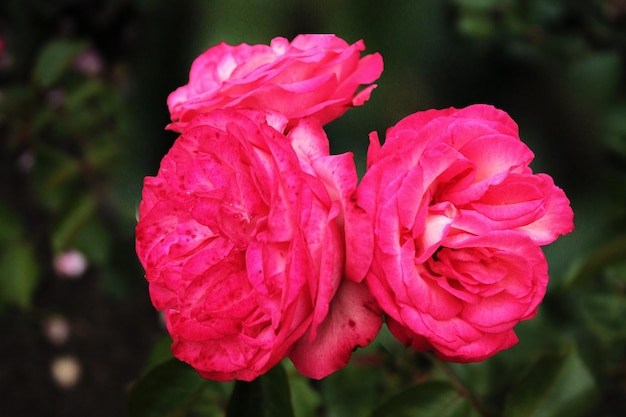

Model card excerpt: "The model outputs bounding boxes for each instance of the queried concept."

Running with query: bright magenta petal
[289,280,382,379]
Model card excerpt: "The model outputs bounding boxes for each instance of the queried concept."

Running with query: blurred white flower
[51,356,81,389]
[54,249,88,279]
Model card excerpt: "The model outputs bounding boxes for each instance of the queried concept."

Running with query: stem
[425,352,491,417]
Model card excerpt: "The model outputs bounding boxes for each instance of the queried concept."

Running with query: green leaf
[140,336,174,376]
[226,362,295,417]
[453,0,498,7]
[283,361,321,417]
[457,12,496,38]
[369,381,477,417]
[567,52,622,107]
[71,218,111,266]
[605,105,626,159]
[562,235,626,290]
[318,335,397,417]
[0,241,39,310]
[0,200,22,243]
[51,193,96,253]
[31,146,82,211]
[503,346,598,417]
[33,39,88,88]
[125,358,208,417]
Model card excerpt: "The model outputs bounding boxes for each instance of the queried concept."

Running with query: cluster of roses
[135,34,574,382]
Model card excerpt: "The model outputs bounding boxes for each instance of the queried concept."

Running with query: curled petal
[167,34,383,132]
[289,280,382,379]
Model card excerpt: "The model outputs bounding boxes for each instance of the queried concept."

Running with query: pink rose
[166,34,383,132]
[135,109,381,381]
[356,104,574,362]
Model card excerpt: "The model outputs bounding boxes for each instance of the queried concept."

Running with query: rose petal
[289,280,382,379]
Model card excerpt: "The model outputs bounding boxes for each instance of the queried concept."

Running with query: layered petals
[356,104,574,362]
[167,34,383,132]
[136,109,375,381]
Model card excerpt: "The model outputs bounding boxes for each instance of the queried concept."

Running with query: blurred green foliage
[1,0,626,416]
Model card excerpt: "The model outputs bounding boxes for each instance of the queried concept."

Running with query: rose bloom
[356,104,574,362]
[136,109,381,381]
[166,34,383,132]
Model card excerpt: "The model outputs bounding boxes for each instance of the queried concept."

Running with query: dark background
[1,1,625,416]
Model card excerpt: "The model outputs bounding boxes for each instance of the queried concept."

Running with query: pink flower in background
[54,249,88,279]
[135,109,380,381]
[356,104,574,362]
[166,34,383,132]
[73,48,103,77]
